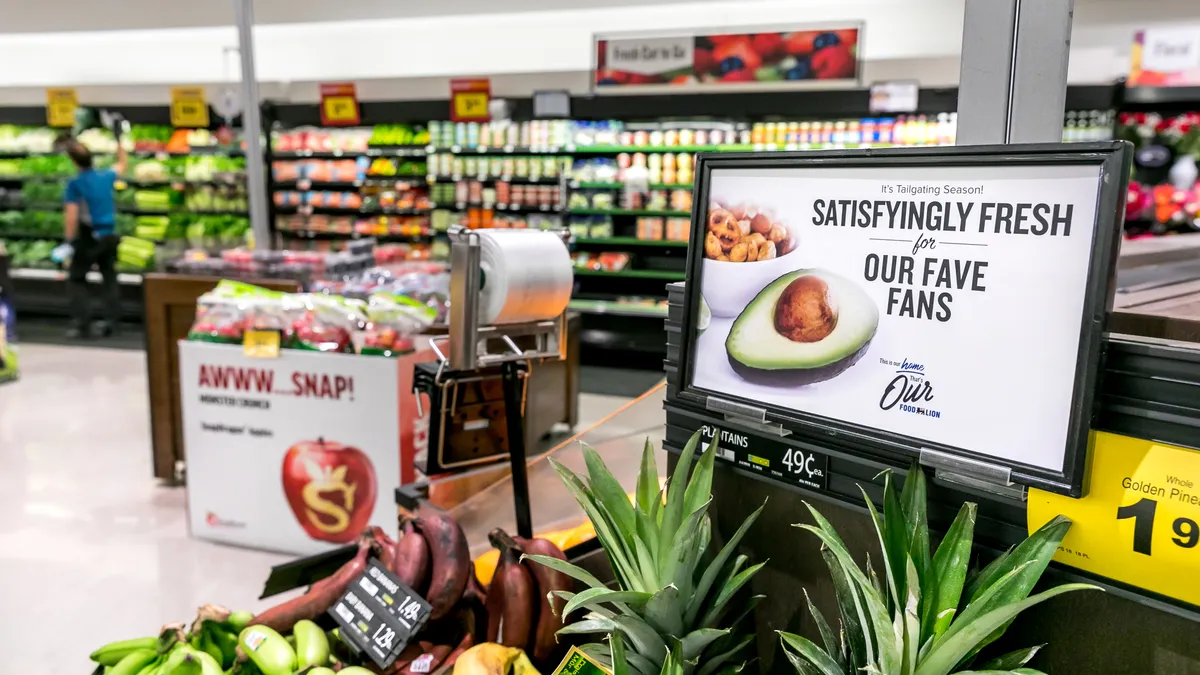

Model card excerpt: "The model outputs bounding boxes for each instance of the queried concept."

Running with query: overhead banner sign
[1029,432,1200,608]
[170,86,210,128]
[45,88,78,128]
[679,145,1130,496]
[320,82,361,127]
[450,78,491,122]
[1129,27,1200,87]
[594,24,860,93]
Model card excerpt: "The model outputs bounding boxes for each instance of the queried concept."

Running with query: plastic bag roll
[477,230,574,325]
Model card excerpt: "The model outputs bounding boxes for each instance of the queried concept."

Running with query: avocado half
[726,269,879,386]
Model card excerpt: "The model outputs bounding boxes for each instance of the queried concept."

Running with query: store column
[956,0,1075,144]
[234,0,271,247]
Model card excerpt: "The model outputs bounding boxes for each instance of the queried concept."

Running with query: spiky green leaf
[915,584,1099,675]
[682,435,717,519]
[798,515,900,674]
[701,561,765,628]
[819,542,870,672]
[549,458,644,592]
[614,615,669,668]
[637,438,660,514]
[659,431,702,565]
[881,474,912,612]
[610,632,629,675]
[979,645,1044,671]
[584,443,638,547]
[686,502,765,626]
[580,643,615,671]
[902,556,922,675]
[779,632,846,675]
[802,589,844,673]
[663,501,710,595]
[523,554,606,591]
[921,502,976,644]
[644,585,685,638]
[901,464,932,617]
[680,628,729,664]
[965,516,1071,603]
[695,636,753,675]
[561,588,652,620]
[557,617,619,636]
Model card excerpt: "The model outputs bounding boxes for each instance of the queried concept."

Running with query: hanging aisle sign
[594,24,861,93]
[450,78,491,122]
[675,143,1131,496]
[45,88,78,128]
[1129,27,1200,87]
[170,87,210,128]
[320,82,361,127]
[1029,432,1200,608]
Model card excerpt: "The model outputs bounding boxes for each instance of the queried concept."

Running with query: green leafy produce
[21,180,64,206]
[19,155,73,177]
[3,238,60,268]
[526,430,764,675]
[134,190,172,211]
[778,464,1097,675]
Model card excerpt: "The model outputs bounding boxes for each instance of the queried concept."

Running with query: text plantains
[812,199,1075,237]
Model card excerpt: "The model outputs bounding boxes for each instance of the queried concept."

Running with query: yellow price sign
[323,96,358,124]
[1028,431,1200,607]
[243,330,281,359]
[171,87,210,128]
[46,88,78,128]
[454,92,489,119]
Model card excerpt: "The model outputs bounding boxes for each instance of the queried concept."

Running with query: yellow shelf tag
[46,88,78,128]
[171,87,210,128]
[243,330,281,359]
[1028,431,1200,607]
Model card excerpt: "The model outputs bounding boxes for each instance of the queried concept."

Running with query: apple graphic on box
[281,438,377,544]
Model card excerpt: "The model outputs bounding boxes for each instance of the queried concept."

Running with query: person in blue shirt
[63,139,127,338]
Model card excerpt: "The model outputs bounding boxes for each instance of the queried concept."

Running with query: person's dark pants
[68,224,120,331]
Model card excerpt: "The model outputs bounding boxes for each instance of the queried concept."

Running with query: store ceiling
[0,0,726,33]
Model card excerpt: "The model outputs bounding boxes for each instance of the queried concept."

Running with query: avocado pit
[774,275,838,343]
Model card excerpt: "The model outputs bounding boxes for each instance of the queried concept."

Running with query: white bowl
[700,248,802,318]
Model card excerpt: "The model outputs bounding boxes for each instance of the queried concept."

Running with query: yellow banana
[453,643,523,675]
[510,652,541,675]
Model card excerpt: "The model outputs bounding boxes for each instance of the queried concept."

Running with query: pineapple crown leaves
[780,463,1100,675]
[526,430,766,675]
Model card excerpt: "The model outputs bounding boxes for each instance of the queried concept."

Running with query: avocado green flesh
[726,269,878,384]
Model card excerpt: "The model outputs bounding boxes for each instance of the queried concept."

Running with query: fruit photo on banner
[595,28,859,88]
[281,437,378,544]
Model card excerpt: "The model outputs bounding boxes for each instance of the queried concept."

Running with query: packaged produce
[361,292,436,356]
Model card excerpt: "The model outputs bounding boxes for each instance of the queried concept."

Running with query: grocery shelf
[278,230,432,242]
[0,175,69,182]
[428,175,561,185]
[493,203,561,213]
[117,207,249,216]
[567,299,668,318]
[568,208,690,217]
[122,178,246,188]
[574,237,688,248]
[274,205,431,216]
[273,177,427,190]
[571,181,693,190]
[9,267,142,284]
[0,231,63,241]
[430,144,755,155]
[574,268,684,280]
[272,146,427,159]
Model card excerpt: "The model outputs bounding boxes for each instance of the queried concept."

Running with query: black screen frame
[675,142,1132,497]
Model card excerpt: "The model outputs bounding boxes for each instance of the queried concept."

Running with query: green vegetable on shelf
[134,190,172,211]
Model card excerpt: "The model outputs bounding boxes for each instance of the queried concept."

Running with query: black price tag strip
[699,424,829,491]
[328,561,433,669]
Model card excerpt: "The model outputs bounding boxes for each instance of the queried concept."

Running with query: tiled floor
[0,343,662,673]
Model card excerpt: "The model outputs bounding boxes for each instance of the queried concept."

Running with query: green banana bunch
[237,625,296,675]
[90,637,159,666]
[292,620,330,670]
[161,647,223,675]
[107,649,157,675]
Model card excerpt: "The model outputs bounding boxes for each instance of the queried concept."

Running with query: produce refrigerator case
[661,143,1200,674]
[178,341,426,555]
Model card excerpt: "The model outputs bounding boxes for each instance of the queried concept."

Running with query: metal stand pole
[956,0,1075,145]
[233,0,271,249]
[502,360,533,539]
